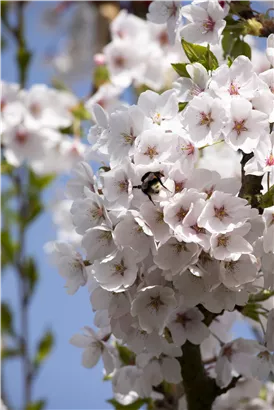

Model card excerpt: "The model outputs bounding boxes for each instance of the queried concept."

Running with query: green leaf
[1,230,15,264]
[26,399,46,410]
[231,38,251,60]
[22,257,38,295]
[16,47,32,78]
[259,185,274,208]
[23,195,43,227]
[1,302,13,334]
[171,63,190,78]
[108,398,149,410]
[59,125,73,136]
[227,56,233,67]
[2,347,22,359]
[222,32,235,58]
[1,34,7,51]
[29,171,55,191]
[1,161,13,175]
[70,102,91,121]
[1,1,9,20]
[94,65,110,89]
[116,344,135,365]
[179,102,188,112]
[33,331,54,368]
[51,77,71,92]
[249,290,274,303]
[181,40,219,70]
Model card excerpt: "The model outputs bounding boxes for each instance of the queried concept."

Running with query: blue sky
[1,1,269,410]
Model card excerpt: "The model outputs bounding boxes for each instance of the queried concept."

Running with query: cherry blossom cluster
[98,0,231,98]
[92,0,270,111]
[47,23,274,406]
[1,82,86,174]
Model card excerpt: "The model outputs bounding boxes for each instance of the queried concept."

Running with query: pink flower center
[1,99,6,111]
[15,130,28,144]
[214,205,228,221]
[233,119,248,136]
[199,111,214,127]
[222,344,234,360]
[114,55,125,68]
[30,102,41,116]
[203,17,215,33]
[219,1,226,8]
[143,145,159,160]
[70,145,80,156]
[266,153,274,166]
[158,31,169,46]
[174,180,185,193]
[229,82,240,95]
[175,313,192,326]
[121,126,136,145]
[96,98,106,109]
[217,234,229,247]
[118,180,129,193]
[114,259,126,276]
[169,2,178,17]
[191,223,206,234]
[147,295,164,312]
[116,30,124,39]
[176,206,188,222]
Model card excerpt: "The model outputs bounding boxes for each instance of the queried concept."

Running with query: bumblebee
[133,171,168,205]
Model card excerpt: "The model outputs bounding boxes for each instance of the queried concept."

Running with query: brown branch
[218,376,242,396]
[239,152,263,213]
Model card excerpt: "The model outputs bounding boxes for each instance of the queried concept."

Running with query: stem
[178,309,238,410]
[13,169,32,409]
[179,342,219,410]
[8,3,33,409]
[239,152,263,212]
[198,140,224,151]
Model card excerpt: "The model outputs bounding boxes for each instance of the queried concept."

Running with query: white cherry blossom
[167,306,210,345]
[181,93,226,146]
[71,189,112,234]
[263,206,274,254]
[198,191,256,234]
[45,242,87,295]
[180,1,226,45]
[131,285,177,334]
[82,226,116,263]
[1,81,24,133]
[66,161,96,199]
[210,230,253,260]
[266,309,274,352]
[153,237,199,275]
[137,89,178,126]
[219,254,258,289]
[209,56,259,100]
[147,1,181,44]
[223,97,269,153]
[173,63,209,102]
[92,248,139,291]
[70,326,116,373]
[244,132,274,176]
[266,34,274,66]
[216,338,260,387]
